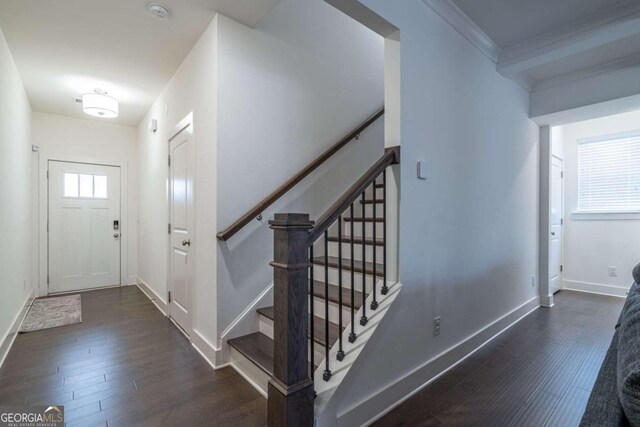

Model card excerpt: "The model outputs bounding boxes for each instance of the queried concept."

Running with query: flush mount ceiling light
[148,3,170,20]
[81,89,119,118]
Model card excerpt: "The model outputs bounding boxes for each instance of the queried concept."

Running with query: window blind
[578,131,640,212]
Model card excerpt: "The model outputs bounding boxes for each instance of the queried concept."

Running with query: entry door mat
[20,295,82,332]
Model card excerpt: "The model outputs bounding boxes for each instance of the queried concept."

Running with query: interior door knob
[551,232,556,236]
[114,233,120,238]
[182,239,191,247]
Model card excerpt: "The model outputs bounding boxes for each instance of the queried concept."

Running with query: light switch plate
[417,160,429,180]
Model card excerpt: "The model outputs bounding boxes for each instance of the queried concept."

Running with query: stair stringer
[219,282,273,366]
[313,280,403,421]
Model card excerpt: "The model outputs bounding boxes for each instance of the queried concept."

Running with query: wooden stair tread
[228,332,317,376]
[313,256,384,277]
[311,280,364,309]
[360,199,384,204]
[374,183,384,188]
[343,217,383,222]
[227,332,274,376]
[257,306,343,348]
[326,235,384,246]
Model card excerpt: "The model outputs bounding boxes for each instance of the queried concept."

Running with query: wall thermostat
[149,118,158,133]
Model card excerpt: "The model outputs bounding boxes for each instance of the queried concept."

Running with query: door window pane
[64,173,79,197]
[94,175,108,198]
[79,174,93,198]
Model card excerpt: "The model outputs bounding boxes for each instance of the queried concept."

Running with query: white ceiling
[432,0,640,96]
[0,0,280,126]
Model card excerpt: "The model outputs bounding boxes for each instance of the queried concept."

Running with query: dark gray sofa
[580,265,640,427]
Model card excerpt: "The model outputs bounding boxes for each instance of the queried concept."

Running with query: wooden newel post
[268,213,315,426]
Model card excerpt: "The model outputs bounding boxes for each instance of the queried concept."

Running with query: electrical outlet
[433,316,441,336]
[531,276,536,287]
[608,266,618,277]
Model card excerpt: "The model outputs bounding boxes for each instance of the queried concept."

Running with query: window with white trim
[578,131,640,212]
[63,173,109,199]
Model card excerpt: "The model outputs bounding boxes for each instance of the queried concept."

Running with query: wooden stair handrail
[216,107,385,241]
[309,146,400,243]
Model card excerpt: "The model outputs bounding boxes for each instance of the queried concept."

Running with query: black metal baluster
[323,231,331,381]
[371,182,378,310]
[360,192,368,326]
[381,169,389,295]
[349,203,357,343]
[337,217,345,361]
[309,244,315,377]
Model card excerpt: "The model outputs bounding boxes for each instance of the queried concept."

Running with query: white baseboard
[541,293,555,307]
[135,277,228,370]
[563,279,629,298]
[337,296,541,426]
[136,277,168,315]
[191,329,227,370]
[0,291,35,368]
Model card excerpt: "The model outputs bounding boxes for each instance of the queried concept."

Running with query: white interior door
[168,118,194,334]
[49,161,121,293]
[549,156,564,294]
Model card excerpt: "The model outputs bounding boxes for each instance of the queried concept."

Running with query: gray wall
[318,0,540,424]
[215,0,385,338]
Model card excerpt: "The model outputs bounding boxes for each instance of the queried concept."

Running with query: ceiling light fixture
[148,3,170,20]
[82,89,119,118]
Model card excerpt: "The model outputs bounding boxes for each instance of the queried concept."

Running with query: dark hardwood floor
[0,286,266,427]
[374,290,625,427]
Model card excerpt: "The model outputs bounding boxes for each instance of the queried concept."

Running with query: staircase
[227,181,384,385]
[218,110,401,425]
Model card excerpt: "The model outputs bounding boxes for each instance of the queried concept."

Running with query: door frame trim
[39,155,130,297]
[549,154,564,294]
[166,112,196,336]
[539,126,564,308]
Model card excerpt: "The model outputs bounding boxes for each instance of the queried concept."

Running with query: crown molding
[533,51,640,92]
[422,0,501,64]
[498,0,640,77]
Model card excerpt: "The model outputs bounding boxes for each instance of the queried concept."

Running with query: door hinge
[47,221,49,232]
[168,291,171,303]
[47,275,50,284]
[561,218,564,226]
[46,170,49,179]
[561,172,564,178]
[560,265,563,272]
[168,223,171,234]
[168,155,171,166]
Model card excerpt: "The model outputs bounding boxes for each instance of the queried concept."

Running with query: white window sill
[572,211,640,220]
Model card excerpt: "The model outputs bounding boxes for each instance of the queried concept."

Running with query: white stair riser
[343,221,383,238]
[359,202,384,217]
[229,347,269,397]
[327,241,384,264]
[312,266,379,292]
[311,294,354,323]
[259,314,327,364]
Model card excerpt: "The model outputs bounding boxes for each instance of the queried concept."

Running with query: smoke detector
[148,3,170,20]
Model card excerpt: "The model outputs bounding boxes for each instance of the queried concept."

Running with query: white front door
[49,161,121,293]
[549,156,564,294]
[168,117,194,334]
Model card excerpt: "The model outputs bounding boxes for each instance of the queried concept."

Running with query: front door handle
[182,239,191,247]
